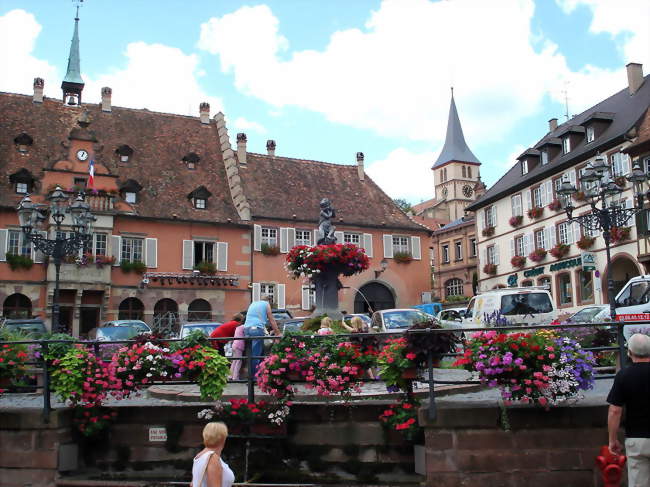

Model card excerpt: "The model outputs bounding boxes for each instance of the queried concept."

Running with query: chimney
[237,133,247,165]
[101,87,112,112]
[626,62,644,95]
[266,139,276,156]
[199,102,210,124]
[548,118,558,132]
[33,77,44,103]
[356,152,365,181]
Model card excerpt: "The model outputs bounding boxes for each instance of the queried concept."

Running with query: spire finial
[61,0,85,104]
[451,86,454,97]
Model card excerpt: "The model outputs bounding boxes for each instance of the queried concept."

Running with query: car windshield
[382,310,430,329]
[272,311,292,320]
[500,293,553,316]
[5,322,46,334]
[98,327,141,340]
[571,307,606,323]
[181,324,218,337]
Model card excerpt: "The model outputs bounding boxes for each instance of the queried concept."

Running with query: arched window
[118,297,144,321]
[521,280,533,287]
[467,166,472,178]
[188,299,211,322]
[462,166,466,178]
[3,293,32,318]
[538,276,552,294]
[153,299,179,332]
[445,278,464,297]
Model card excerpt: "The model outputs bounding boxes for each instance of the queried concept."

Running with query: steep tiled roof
[434,216,474,233]
[0,92,241,224]
[410,215,449,231]
[468,76,650,211]
[239,153,425,231]
[412,197,438,215]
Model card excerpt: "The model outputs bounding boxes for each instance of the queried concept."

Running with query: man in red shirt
[210,313,244,353]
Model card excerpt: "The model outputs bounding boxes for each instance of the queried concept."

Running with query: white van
[463,287,557,328]
[612,276,650,339]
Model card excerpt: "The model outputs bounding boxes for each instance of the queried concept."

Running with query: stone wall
[420,402,617,486]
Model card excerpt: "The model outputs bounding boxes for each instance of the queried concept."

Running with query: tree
[393,198,413,214]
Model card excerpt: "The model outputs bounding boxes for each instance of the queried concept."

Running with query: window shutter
[280,227,289,253]
[494,244,500,265]
[362,233,373,258]
[217,242,228,271]
[182,240,194,270]
[277,284,286,309]
[565,223,574,245]
[334,231,344,243]
[301,286,311,310]
[411,236,421,260]
[314,229,319,245]
[573,222,581,241]
[546,226,556,249]
[145,238,157,268]
[0,229,8,261]
[253,224,262,252]
[525,190,532,211]
[510,239,515,258]
[252,282,261,302]
[568,170,576,187]
[383,234,393,258]
[31,232,47,263]
[480,247,486,266]
[287,228,296,250]
[524,233,532,256]
[110,235,122,265]
[545,181,553,206]
[482,209,487,229]
[623,154,631,175]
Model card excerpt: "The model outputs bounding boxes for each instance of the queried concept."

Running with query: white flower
[146,373,152,377]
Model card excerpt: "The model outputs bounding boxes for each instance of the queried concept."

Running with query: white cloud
[366,147,437,203]
[233,116,267,134]
[0,9,58,96]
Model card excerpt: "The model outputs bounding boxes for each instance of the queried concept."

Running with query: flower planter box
[509,216,523,228]
[482,226,495,237]
[483,263,497,275]
[527,207,544,219]
[576,236,595,250]
[250,423,287,436]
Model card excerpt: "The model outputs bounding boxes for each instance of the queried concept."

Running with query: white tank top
[192,450,235,487]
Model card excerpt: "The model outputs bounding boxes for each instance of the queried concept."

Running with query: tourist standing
[210,313,244,353]
[191,422,234,487]
[243,295,281,375]
[606,333,650,486]
[229,322,245,380]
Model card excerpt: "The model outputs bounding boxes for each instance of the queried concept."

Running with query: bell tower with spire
[432,89,481,220]
[61,5,84,105]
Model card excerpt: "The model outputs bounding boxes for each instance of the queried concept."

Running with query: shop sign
[615,314,650,322]
[581,252,596,271]
[507,274,518,287]
[549,257,582,272]
[523,267,545,278]
[149,427,167,442]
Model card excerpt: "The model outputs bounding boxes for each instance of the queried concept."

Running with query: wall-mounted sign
[507,274,518,287]
[549,257,582,272]
[581,252,596,271]
[523,267,545,278]
[149,427,167,442]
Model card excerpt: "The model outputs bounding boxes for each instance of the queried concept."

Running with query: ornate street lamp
[17,186,96,333]
[557,155,650,361]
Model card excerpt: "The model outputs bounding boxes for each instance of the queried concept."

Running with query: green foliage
[0,331,29,383]
[195,261,216,274]
[40,332,75,361]
[5,253,34,271]
[261,243,281,256]
[172,329,210,350]
[393,198,413,214]
[193,346,230,400]
[119,260,146,274]
[50,346,95,403]
[393,251,413,263]
[301,315,326,332]
[377,337,416,391]
[444,294,469,303]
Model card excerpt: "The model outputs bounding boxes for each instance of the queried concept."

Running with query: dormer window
[9,169,35,194]
[118,179,143,204]
[562,137,571,154]
[188,185,211,210]
[521,159,528,175]
[541,150,548,165]
[14,133,34,154]
[182,152,200,170]
[116,145,134,163]
[586,126,595,143]
[125,192,137,204]
[16,182,28,194]
[194,198,206,209]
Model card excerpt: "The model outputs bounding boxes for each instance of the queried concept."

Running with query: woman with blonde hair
[191,422,234,487]
[342,316,367,333]
[317,316,334,335]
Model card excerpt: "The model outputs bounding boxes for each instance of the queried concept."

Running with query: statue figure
[317,198,337,245]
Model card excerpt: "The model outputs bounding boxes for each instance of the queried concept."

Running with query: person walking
[191,422,234,487]
[243,295,281,376]
[607,333,650,487]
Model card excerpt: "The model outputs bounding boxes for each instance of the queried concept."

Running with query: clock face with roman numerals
[441,187,448,198]
[463,185,473,198]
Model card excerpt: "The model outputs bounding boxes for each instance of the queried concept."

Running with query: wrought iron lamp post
[17,186,96,333]
[557,155,649,360]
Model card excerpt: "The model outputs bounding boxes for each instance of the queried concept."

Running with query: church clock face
[441,186,448,198]
[462,185,473,198]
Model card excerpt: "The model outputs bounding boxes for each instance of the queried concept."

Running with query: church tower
[432,91,481,220]
[61,7,85,105]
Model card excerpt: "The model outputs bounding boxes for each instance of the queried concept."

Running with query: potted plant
[377,337,419,392]
[549,243,570,259]
[548,199,562,211]
[483,263,497,275]
[195,261,217,275]
[573,191,586,202]
[286,243,369,279]
[379,395,422,442]
[576,236,596,250]
[527,206,544,219]
[511,255,526,268]
[528,248,547,263]
[509,216,523,227]
[198,399,290,436]
[405,319,460,368]
[610,226,631,243]
[5,253,34,271]
[0,333,29,393]
[482,226,495,237]
[393,251,413,263]
[95,255,116,268]
[261,243,281,256]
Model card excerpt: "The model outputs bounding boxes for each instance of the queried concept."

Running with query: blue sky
[0,0,647,203]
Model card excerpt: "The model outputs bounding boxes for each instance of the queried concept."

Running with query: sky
[0,0,648,204]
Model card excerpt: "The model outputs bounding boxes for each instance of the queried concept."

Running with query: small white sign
[149,427,167,442]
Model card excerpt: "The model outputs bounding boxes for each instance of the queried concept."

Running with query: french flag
[88,159,95,188]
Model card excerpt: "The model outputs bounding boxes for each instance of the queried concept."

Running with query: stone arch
[2,293,32,318]
[602,252,642,303]
[153,298,179,333]
[188,299,212,322]
[118,297,144,321]
[353,281,396,314]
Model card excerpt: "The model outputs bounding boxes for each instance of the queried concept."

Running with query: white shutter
[544,181,553,206]
[573,222,581,241]
[182,240,194,270]
[277,284,286,309]
[110,235,122,265]
[480,247,486,266]
[362,233,373,258]
[623,154,631,175]
[565,223,574,245]
[510,239,515,258]
[334,231,344,244]
[287,228,296,250]
[144,238,157,268]
[546,226,556,249]
[411,236,421,260]
[383,234,393,258]
[217,242,228,271]
[494,244,500,265]
[567,170,577,188]
[314,229,319,245]
[0,229,8,261]
[253,224,262,252]
[301,286,311,310]
[280,227,289,253]
[525,189,532,211]
[252,282,261,302]
[524,234,532,256]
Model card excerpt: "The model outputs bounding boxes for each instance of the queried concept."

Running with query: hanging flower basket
[549,243,570,259]
[528,248,547,263]
[393,251,413,264]
[483,263,497,275]
[573,191,586,202]
[482,226,495,237]
[576,236,595,250]
[548,199,562,212]
[509,216,523,227]
[527,206,544,219]
[261,243,281,256]
[511,255,526,268]
[286,243,370,279]
[614,176,627,188]
[610,226,631,244]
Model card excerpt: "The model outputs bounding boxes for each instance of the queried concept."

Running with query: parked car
[343,313,372,326]
[463,287,556,327]
[89,325,147,341]
[281,318,306,334]
[101,320,152,335]
[567,305,611,324]
[179,322,222,338]
[370,308,434,333]
[413,303,443,316]
[436,308,467,328]
[0,318,47,337]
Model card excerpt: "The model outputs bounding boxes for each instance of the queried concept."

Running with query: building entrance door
[80,308,100,336]
[354,282,395,314]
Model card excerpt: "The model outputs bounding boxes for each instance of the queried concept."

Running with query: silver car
[371,308,435,333]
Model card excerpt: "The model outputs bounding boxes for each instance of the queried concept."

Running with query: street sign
[149,427,167,442]
[615,314,650,322]
[581,252,596,271]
